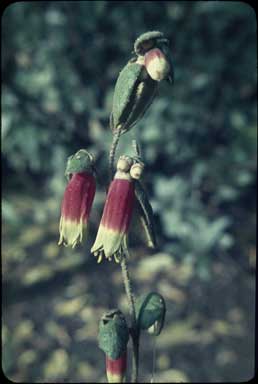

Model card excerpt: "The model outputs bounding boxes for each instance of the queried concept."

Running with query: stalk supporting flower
[58,149,96,248]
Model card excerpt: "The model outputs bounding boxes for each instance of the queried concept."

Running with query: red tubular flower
[144,48,170,81]
[91,156,143,263]
[58,149,96,248]
[91,177,135,262]
[106,352,127,383]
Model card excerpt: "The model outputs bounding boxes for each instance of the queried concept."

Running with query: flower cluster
[58,31,173,260]
[58,153,144,263]
[57,30,172,383]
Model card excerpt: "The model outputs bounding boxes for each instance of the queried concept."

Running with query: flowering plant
[58,31,173,383]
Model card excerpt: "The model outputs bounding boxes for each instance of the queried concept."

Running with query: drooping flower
[91,156,144,263]
[58,149,96,248]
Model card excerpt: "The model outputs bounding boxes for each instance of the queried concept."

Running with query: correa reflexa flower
[58,149,96,248]
[91,156,144,262]
[106,352,127,383]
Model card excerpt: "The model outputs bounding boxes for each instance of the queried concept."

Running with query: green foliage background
[2,1,256,382]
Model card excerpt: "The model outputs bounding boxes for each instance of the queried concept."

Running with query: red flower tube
[106,351,127,383]
[91,177,134,262]
[58,149,96,248]
[91,156,143,263]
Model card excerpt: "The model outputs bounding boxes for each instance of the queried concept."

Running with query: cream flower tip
[145,55,170,81]
[58,217,86,248]
[106,372,124,383]
[117,156,133,172]
[130,163,144,179]
[103,229,124,259]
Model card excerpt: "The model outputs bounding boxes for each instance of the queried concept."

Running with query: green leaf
[136,292,166,335]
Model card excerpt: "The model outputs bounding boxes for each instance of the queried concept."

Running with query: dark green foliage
[136,292,166,335]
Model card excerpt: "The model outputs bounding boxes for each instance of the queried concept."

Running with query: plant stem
[120,240,139,383]
[109,127,121,180]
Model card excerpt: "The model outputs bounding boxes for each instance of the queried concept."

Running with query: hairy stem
[121,240,139,383]
[109,127,122,180]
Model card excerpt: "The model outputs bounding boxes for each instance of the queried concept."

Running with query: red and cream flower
[91,156,144,263]
[58,149,96,248]
[144,47,170,81]
[106,352,127,383]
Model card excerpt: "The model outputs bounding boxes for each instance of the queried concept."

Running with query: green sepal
[65,149,94,180]
[134,180,157,248]
[98,309,129,360]
[136,292,166,336]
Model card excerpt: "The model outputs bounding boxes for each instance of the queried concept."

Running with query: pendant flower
[58,149,96,248]
[91,156,144,263]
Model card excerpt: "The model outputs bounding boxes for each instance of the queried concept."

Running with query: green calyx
[98,309,129,360]
[134,31,169,56]
[136,292,166,336]
[65,149,95,179]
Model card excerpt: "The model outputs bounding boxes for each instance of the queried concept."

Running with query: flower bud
[144,48,170,81]
[117,156,133,173]
[130,162,144,180]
